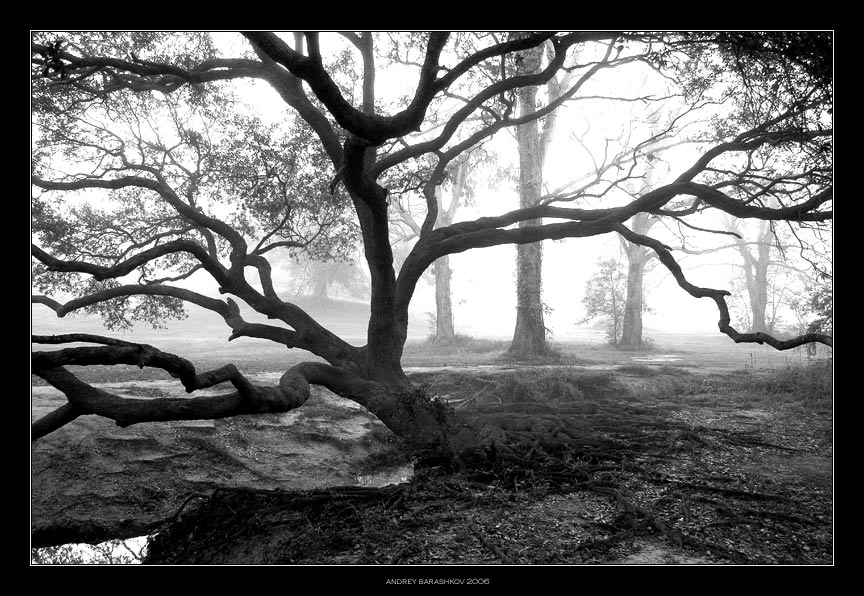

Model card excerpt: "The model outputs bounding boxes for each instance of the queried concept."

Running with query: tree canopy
[31,31,832,452]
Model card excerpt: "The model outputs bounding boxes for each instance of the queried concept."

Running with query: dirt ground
[31,353,833,566]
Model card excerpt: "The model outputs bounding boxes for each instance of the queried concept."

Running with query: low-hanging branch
[32,336,306,440]
[31,334,387,441]
[612,223,833,349]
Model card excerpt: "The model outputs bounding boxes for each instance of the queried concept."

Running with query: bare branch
[32,239,228,285]
[31,175,249,255]
[31,364,309,440]
[613,223,832,350]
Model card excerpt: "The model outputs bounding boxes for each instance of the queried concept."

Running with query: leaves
[581,258,628,343]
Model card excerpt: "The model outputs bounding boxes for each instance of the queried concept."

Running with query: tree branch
[243,32,447,144]
[613,223,832,350]
[373,34,624,178]
[31,335,384,440]
[31,175,249,256]
[32,239,229,285]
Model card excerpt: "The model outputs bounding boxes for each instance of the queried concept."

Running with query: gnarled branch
[613,223,832,350]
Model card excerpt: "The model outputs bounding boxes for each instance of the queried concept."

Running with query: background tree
[614,107,679,349]
[619,212,658,348]
[507,40,583,359]
[788,274,832,355]
[804,277,833,337]
[580,257,629,345]
[390,153,478,343]
[676,210,822,338]
[31,31,833,463]
[279,253,370,303]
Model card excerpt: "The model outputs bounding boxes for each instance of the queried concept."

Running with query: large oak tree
[31,32,833,459]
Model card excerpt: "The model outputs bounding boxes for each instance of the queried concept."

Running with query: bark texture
[619,213,656,348]
[433,255,455,342]
[508,44,548,360]
[734,220,773,334]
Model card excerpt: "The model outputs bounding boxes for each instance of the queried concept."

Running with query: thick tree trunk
[508,44,547,360]
[619,255,646,348]
[619,213,656,349]
[332,142,457,454]
[510,242,546,358]
[432,256,455,342]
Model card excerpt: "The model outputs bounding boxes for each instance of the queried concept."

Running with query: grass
[720,360,833,411]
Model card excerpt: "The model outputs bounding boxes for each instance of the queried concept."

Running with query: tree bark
[619,252,647,348]
[730,219,773,334]
[508,44,547,360]
[433,255,456,342]
[313,273,330,301]
[619,213,656,348]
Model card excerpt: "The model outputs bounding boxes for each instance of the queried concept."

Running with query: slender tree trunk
[752,231,771,333]
[731,219,773,334]
[433,256,455,342]
[313,273,329,301]
[508,44,547,360]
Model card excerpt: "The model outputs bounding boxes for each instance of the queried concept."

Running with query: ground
[31,333,833,566]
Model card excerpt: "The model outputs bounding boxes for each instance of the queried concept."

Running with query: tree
[391,154,475,343]
[789,274,833,351]
[804,277,833,344]
[615,113,674,349]
[507,40,579,359]
[619,212,658,348]
[31,32,833,465]
[280,253,370,303]
[580,258,629,345]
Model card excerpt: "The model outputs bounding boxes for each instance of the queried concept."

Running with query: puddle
[32,536,150,565]
[630,354,682,363]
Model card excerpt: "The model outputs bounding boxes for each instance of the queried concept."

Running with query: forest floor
[31,337,833,566]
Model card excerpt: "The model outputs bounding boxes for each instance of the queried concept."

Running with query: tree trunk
[333,144,458,455]
[432,256,455,342]
[312,273,329,301]
[619,254,646,348]
[751,231,771,333]
[508,44,547,360]
[510,242,546,358]
[732,219,773,334]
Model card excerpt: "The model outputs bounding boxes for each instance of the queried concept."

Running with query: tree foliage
[580,258,651,345]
